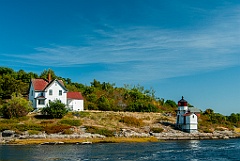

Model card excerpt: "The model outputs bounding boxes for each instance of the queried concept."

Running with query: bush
[120,116,144,127]
[72,111,90,118]
[0,94,33,119]
[85,126,114,137]
[41,100,68,118]
[150,127,164,133]
[59,119,81,126]
[15,124,44,132]
[44,124,72,134]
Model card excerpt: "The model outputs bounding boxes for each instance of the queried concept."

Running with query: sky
[0,0,239,115]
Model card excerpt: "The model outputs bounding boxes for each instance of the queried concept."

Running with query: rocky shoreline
[1,128,239,145]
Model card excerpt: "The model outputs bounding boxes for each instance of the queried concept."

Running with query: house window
[59,90,62,96]
[38,99,45,105]
[49,89,53,95]
[31,90,33,96]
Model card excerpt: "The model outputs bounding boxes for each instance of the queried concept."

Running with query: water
[0,139,239,161]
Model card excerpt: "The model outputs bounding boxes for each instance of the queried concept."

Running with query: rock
[2,130,15,137]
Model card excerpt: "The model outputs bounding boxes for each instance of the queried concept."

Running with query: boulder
[2,130,15,137]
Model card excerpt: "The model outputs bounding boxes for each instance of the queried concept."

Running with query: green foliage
[85,126,114,137]
[59,119,81,126]
[97,95,111,111]
[39,69,57,80]
[44,124,72,134]
[41,100,68,118]
[0,94,33,119]
[15,124,44,132]
[164,100,177,108]
[204,108,214,115]
[126,102,158,112]
[3,66,238,125]
[0,67,39,99]
[72,111,90,118]
[228,113,240,123]
[150,127,164,133]
[120,116,144,127]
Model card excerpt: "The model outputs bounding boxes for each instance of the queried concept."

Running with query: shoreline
[1,131,240,145]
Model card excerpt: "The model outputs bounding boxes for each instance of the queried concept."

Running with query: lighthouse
[176,96,200,133]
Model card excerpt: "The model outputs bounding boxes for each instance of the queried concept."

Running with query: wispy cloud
[3,5,240,83]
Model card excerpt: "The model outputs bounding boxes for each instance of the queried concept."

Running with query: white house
[28,75,84,111]
[176,96,200,133]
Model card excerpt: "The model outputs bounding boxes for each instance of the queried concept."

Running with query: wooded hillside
[0,66,239,129]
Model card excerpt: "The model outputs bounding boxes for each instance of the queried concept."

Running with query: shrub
[59,119,81,126]
[0,94,33,119]
[150,127,164,133]
[0,119,19,124]
[40,120,55,125]
[85,126,114,137]
[44,124,71,134]
[72,111,90,118]
[41,100,68,118]
[28,130,41,135]
[119,116,144,127]
[62,128,74,134]
[15,124,44,132]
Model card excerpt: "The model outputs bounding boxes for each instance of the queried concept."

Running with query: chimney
[48,72,51,82]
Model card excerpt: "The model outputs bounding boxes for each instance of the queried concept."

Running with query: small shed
[67,92,84,111]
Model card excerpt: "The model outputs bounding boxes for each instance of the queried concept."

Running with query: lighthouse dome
[178,96,188,106]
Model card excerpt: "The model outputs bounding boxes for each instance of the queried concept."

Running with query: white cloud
[3,5,240,83]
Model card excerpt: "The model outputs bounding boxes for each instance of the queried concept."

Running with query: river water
[0,139,239,161]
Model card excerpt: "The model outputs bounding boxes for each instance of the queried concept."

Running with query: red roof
[67,92,84,100]
[32,79,67,91]
[32,79,49,91]
[183,112,193,116]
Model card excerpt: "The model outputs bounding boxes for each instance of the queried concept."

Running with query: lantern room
[178,96,188,106]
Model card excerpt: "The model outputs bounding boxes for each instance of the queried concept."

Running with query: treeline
[199,109,240,129]
[1,67,239,126]
[0,67,177,113]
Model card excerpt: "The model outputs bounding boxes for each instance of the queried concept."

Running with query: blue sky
[0,0,239,115]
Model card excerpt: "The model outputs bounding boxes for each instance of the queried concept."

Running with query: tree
[203,108,214,115]
[97,95,111,111]
[41,100,68,118]
[40,69,57,80]
[0,93,33,118]
[91,79,101,88]
[0,75,23,99]
[228,113,239,123]
[164,100,177,108]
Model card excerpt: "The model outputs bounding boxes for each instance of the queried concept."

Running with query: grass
[85,126,115,137]
[2,110,239,145]
[59,119,82,126]
[119,116,144,127]
[9,137,159,145]
[235,128,240,133]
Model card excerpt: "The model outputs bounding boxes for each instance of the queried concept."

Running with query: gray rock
[2,130,15,137]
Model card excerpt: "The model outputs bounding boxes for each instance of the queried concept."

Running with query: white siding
[29,80,68,110]
[28,83,36,108]
[45,80,67,105]
[176,105,198,133]
[67,99,84,111]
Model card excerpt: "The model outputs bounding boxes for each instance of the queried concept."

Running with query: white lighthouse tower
[176,96,199,133]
